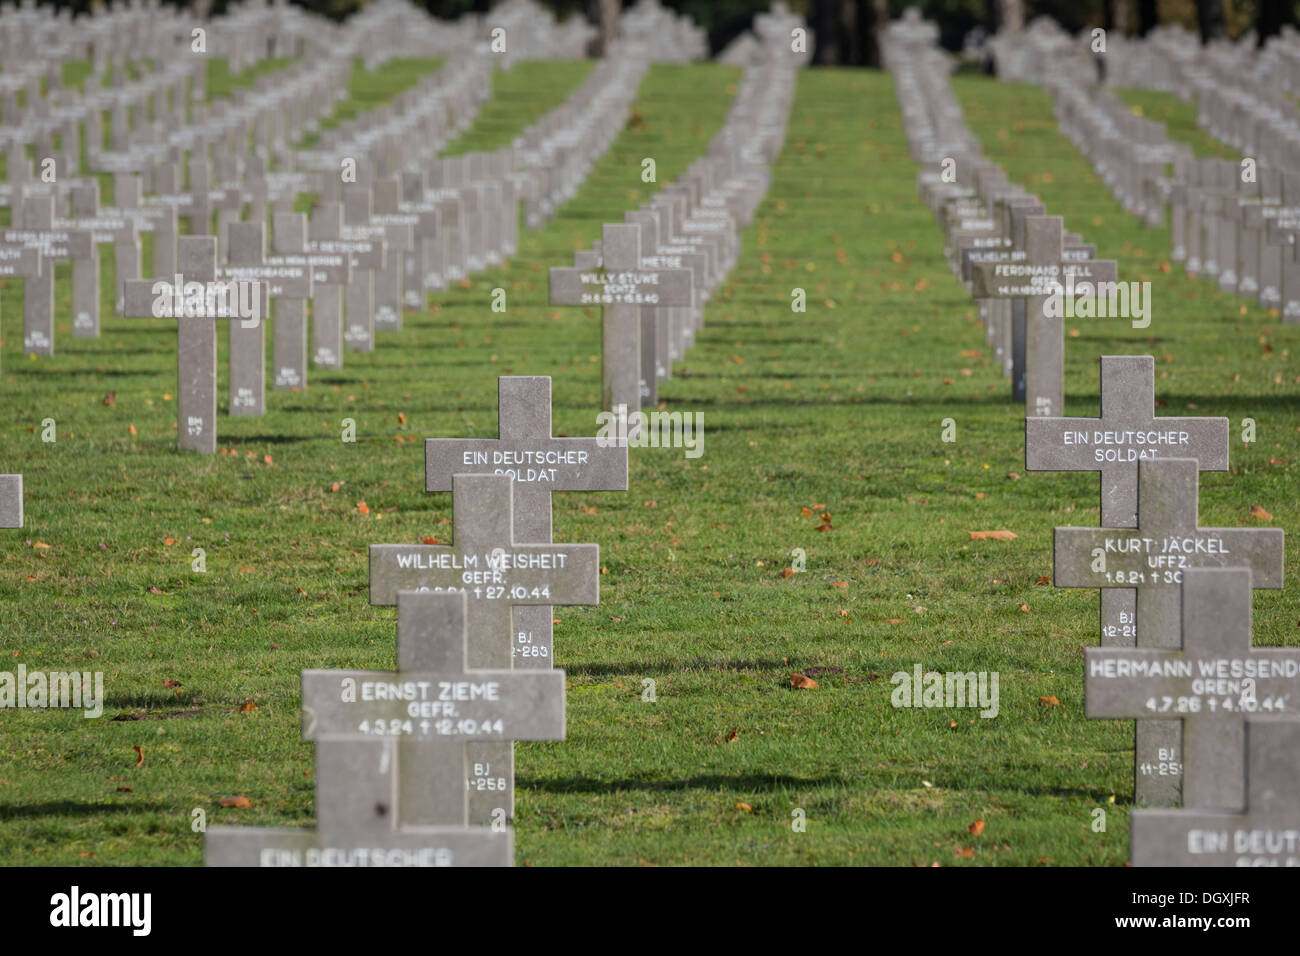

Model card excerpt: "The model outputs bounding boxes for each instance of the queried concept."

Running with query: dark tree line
[23,0,1300,53]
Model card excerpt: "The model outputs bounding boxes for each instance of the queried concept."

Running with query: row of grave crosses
[889,26,1300,864]
[1,111,659,460]
[548,62,790,424]
[206,377,627,865]
[921,154,1119,421]
[1026,356,1297,865]
[1046,73,1300,324]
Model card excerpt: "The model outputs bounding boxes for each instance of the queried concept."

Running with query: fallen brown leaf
[1250,504,1274,521]
[969,530,1017,541]
[968,819,985,836]
[219,796,252,809]
[790,673,819,690]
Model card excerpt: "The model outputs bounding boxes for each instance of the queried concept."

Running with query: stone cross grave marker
[327,588,563,831]
[1,198,57,357]
[625,208,691,404]
[1027,355,1229,647]
[1056,458,1285,807]
[1130,716,1300,866]
[549,223,693,423]
[306,203,347,370]
[206,589,544,867]
[0,244,42,368]
[268,211,351,391]
[1087,566,1300,813]
[307,201,386,364]
[122,235,268,454]
[223,222,312,416]
[972,214,1119,417]
[425,377,628,670]
[369,472,598,824]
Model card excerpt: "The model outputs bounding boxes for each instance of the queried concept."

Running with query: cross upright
[1055,457,1285,806]
[267,211,351,391]
[0,243,42,366]
[1027,355,1229,647]
[222,221,313,416]
[1086,567,1300,811]
[625,208,680,404]
[0,474,21,529]
[370,473,597,824]
[972,214,1119,418]
[1130,716,1300,866]
[122,235,267,454]
[425,377,628,669]
[2,193,57,358]
[205,594,521,867]
[549,223,693,422]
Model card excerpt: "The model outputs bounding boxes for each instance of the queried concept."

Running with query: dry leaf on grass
[790,673,819,690]
[969,530,1018,541]
[1250,504,1274,521]
[968,819,985,836]
[219,796,252,809]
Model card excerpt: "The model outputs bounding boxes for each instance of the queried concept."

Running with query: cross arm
[425,438,629,493]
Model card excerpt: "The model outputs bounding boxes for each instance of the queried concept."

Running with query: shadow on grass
[0,799,176,819]
[520,772,839,795]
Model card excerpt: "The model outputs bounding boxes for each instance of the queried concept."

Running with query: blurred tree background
[34,0,1300,58]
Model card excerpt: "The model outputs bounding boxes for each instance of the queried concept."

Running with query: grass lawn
[0,66,1294,866]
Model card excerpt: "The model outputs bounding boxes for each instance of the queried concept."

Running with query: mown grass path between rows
[1,66,1294,866]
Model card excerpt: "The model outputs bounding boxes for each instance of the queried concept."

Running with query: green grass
[1111,88,1239,160]
[441,59,595,157]
[0,67,1296,866]
[295,58,442,152]
[205,56,300,102]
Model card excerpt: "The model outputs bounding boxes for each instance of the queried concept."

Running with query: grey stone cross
[122,235,267,454]
[1027,355,1229,647]
[1086,567,1300,811]
[369,472,597,823]
[549,223,693,422]
[268,211,351,391]
[0,243,42,366]
[425,377,627,669]
[1056,458,1285,806]
[204,592,525,868]
[972,215,1119,417]
[222,221,312,416]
